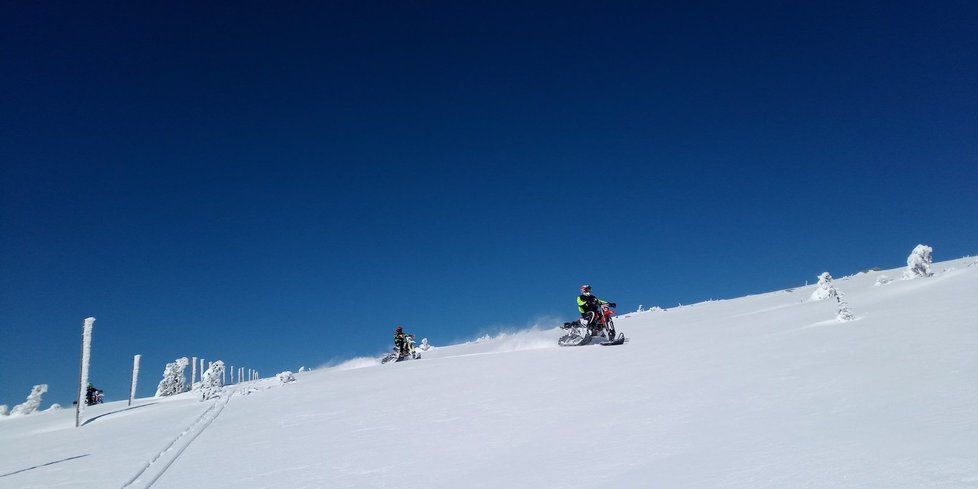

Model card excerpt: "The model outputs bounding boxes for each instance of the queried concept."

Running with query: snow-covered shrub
[277,371,296,384]
[810,272,838,301]
[874,275,893,286]
[46,404,61,411]
[836,290,855,322]
[155,357,190,397]
[0,405,8,416]
[10,384,48,416]
[419,338,431,351]
[903,244,933,279]
[199,361,225,401]
[298,366,307,372]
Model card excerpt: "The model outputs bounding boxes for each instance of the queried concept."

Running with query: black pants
[581,308,599,326]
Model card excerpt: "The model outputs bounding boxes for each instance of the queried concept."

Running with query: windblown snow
[2,257,977,488]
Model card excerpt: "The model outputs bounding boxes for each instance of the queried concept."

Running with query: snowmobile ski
[381,350,421,364]
[599,333,626,346]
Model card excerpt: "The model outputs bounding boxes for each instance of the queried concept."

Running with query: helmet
[396,326,403,333]
[580,284,592,294]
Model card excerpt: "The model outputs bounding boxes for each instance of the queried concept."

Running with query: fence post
[76,317,95,428]
[129,354,141,406]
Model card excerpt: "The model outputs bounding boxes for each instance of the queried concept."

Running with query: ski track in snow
[120,392,234,489]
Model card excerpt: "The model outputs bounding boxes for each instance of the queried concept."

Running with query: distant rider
[393,326,412,357]
[85,383,103,406]
[577,284,616,328]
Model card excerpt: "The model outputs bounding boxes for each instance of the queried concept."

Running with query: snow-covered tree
[298,366,307,372]
[155,357,190,397]
[277,371,296,384]
[836,290,855,322]
[419,338,431,351]
[810,272,838,301]
[904,244,934,279]
[10,384,48,416]
[0,405,8,416]
[199,361,225,401]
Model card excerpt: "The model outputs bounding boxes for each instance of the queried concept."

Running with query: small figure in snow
[85,383,103,406]
[393,326,413,357]
[577,284,616,329]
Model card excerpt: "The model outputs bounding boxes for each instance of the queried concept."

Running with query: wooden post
[129,354,141,406]
[76,317,95,428]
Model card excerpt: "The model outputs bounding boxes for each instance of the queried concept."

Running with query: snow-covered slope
[2,257,977,488]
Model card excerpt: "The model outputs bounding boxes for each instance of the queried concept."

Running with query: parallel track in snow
[120,392,234,489]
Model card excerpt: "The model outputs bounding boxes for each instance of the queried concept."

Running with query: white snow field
[2,257,977,488]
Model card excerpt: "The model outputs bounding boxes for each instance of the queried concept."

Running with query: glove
[608,302,617,308]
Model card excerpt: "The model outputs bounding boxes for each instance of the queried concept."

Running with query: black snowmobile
[381,334,422,364]
[559,303,626,346]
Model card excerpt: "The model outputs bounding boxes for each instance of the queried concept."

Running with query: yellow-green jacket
[577,294,608,314]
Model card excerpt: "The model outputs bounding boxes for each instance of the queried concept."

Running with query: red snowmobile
[559,303,625,346]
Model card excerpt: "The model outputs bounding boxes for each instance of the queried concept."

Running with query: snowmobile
[85,386,104,406]
[559,303,625,346]
[381,334,422,364]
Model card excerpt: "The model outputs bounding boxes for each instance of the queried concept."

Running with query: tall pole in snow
[76,317,95,428]
[191,356,197,385]
[129,354,141,407]
[200,358,205,379]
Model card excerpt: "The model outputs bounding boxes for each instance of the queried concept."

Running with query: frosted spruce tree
[10,384,48,416]
[199,361,225,400]
[810,272,838,301]
[155,357,190,397]
[835,290,855,322]
[0,404,8,416]
[903,244,933,279]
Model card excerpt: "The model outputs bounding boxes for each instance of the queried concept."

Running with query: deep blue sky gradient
[2,2,976,406]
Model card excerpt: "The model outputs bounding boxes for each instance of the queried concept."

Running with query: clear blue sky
[2,2,976,406]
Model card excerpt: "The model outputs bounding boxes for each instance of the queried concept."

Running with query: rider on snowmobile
[393,326,411,356]
[577,284,616,327]
[85,383,103,406]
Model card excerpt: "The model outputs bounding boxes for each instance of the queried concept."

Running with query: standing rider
[577,284,616,329]
[393,326,412,357]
